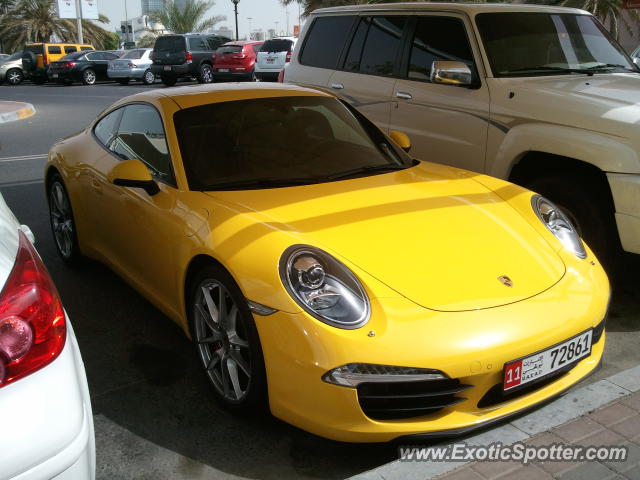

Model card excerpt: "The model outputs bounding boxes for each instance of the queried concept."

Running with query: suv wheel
[82,68,96,85]
[197,64,213,84]
[6,68,24,85]
[161,75,177,86]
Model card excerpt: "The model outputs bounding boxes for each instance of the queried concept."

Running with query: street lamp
[231,0,240,41]
[247,17,252,40]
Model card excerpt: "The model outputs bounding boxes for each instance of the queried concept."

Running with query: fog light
[322,363,446,387]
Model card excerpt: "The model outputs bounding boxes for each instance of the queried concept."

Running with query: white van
[255,37,297,81]
[285,2,640,267]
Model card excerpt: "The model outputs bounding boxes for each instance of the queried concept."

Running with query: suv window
[48,46,62,54]
[80,46,94,51]
[188,37,208,51]
[356,16,406,77]
[261,39,293,53]
[407,16,474,81]
[94,109,122,147]
[25,44,44,54]
[344,18,369,72]
[300,16,356,69]
[111,104,174,185]
[207,36,231,50]
[154,36,185,53]
[65,46,77,54]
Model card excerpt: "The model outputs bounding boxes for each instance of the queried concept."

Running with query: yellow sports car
[46,84,608,442]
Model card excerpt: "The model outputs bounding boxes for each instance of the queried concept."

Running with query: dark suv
[151,33,231,86]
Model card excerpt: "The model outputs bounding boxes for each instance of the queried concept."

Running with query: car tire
[47,173,82,265]
[117,78,130,85]
[197,63,213,84]
[81,68,96,85]
[188,263,268,413]
[5,68,23,85]
[142,69,155,85]
[526,174,622,271]
[161,75,177,86]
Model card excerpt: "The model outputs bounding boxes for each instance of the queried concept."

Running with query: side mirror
[430,61,472,87]
[107,159,160,196]
[389,130,411,153]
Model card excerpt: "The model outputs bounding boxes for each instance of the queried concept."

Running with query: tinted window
[344,17,369,72]
[155,36,185,53]
[80,46,94,51]
[48,46,62,54]
[188,37,208,51]
[173,96,412,191]
[111,105,174,184]
[103,52,119,60]
[300,16,356,69]
[25,44,44,54]
[123,49,145,59]
[408,17,474,81]
[94,109,122,146]
[207,36,230,49]
[261,39,293,53]
[359,16,406,76]
[216,45,243,54]
[86,52,101,60]
[64,46,77,54]
[60,52,85,61]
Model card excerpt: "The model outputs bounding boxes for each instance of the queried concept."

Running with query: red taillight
[186,51,193,63]
[285,51,292,63]
[127,62,135,68]
[0,231,66,388]
[63,61,76,69]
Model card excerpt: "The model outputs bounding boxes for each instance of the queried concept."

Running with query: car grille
[357,378,472,420]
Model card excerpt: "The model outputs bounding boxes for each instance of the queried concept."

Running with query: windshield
[476,13,636,77]
[122,49,146,59]
[174,96,414,191]
[260,39,293,53]
[154,36,185,53]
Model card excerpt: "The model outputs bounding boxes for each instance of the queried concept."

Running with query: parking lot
[1,81,639,479]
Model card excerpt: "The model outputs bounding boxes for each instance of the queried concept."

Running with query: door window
[354,16,406,77]
[407,16,474,81]
[48,46,62,54]
[299,16,357,69]
[188,37,208,51]
[110,104,175,185]
[94,109,123,147]
[64,46,77,54]
[86,52,100,61]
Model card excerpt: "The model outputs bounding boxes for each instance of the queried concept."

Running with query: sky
[97,0,305,37]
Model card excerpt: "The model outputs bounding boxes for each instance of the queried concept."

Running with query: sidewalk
[353,365,640,480]
[0,101,35,124]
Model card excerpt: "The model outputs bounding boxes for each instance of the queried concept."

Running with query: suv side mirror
[431,61,472,87]
[107,159,159,196]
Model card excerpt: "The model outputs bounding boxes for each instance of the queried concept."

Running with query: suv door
[328,15,408,131]
[188,36,210,69]
[389,14,489,173]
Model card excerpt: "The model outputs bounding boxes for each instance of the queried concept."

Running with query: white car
[0,192,95,480]
[255,37,297,81]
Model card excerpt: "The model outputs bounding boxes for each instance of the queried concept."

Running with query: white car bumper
[608,172,640,254]
[0,318,95,480]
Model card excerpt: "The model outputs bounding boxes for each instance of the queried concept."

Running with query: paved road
[0,82,639,479]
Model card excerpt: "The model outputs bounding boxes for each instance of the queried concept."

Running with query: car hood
[493,73,640,139]
[205,163,565,312]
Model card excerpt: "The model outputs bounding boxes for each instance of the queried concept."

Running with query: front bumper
[254,250,609,442]
[108,67,146,79]
[2,319,95,479]
[608,172,640,254]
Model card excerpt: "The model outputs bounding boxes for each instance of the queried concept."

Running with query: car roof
[313,2,588,15]
[114,83,333,110]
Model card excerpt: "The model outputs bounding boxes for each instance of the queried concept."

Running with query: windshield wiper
[327,164,410,181]
[584,63,638,72]
[204,177,321,191]
[500,66,595,76]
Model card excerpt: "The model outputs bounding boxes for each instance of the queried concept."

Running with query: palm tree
[0,0,113,52]
[148,0,225,34]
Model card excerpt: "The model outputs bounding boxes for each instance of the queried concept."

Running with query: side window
[358,16,406,77]
[110,105,175,185]
[189,37,207,51]
[299,16,357,69]
[344,17,369,72]
[103,53,119,60]
[64,46,77,54]
[80,46,94,51]
[407,16,474,81]
[86,52,99,61]
[48,46,62,55]
[94,109,122,147]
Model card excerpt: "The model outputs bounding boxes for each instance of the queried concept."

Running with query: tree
[0,0,113,52]
[148,0,225,34]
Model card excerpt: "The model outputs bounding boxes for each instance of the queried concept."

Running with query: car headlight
[532,195,586,259]
[279,245,370,329]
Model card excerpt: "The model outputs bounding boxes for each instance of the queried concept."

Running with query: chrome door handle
[396,92,412,100]
[331,82,344,90]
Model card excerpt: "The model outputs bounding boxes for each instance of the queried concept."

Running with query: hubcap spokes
[194,281,251,401]
[49,183,73,258]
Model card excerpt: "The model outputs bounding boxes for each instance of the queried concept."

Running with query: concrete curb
[350,364,640,480]
[0,101,35,124]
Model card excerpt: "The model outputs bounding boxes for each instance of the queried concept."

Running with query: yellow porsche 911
[46,84,608,442]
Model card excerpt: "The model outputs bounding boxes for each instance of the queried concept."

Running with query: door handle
[331,82,344,90]
[396,92,413,100]
[91,178,102,192]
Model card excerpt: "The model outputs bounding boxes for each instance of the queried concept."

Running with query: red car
[212,40,263,82]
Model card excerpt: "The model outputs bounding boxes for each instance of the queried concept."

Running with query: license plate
[163,66,171,71]
[503,330,592,391]
[267,57,275,63]
[218,68,229,72]
[52,73,58,78]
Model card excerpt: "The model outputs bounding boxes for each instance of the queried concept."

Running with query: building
[142,0,188,15]
[121,15,167,44]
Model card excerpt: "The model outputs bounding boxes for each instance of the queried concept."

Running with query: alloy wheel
[7,69,23,85]
[193,280,252,402]
[143,70,155,85]
[49,182,74,259]
[201,65,213,83]
[83,69,96,85]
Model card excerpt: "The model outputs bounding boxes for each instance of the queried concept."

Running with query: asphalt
[0,81,639,479]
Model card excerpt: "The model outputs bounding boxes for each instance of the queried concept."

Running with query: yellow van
[21,42,95,84]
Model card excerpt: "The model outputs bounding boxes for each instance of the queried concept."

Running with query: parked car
[285,3,640,268]
[0,192,95,479]
[21,42,94,84]
[48,50,120,85]
[255,37,296,81]
[0,51,26,85]
[0,53,9,61]
[108,48,156,85]
[150,33,231,86]
[45,83,608,443]
[213,41,263,82]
